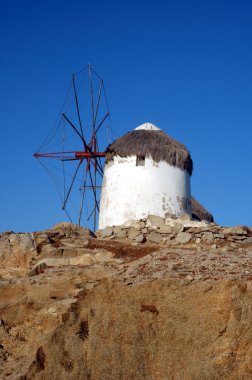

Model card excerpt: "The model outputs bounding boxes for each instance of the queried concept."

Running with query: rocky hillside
[1,216,252,379]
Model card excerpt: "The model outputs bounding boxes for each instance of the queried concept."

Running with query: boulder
[101,227,114,238]
[171,223,184,234]
[245,237,252,244]
[51,222,96,238]
[62,248,77,258]
[132,221,145,230]
[113,227,127,238]
[33,233,50,250]
[134,234,145,243]
[69,255,95,266]
[177,213,192,222]
[19,234,35,251]
[147,215,164,228]
[176,232,192,244]
[128,228,141,240]
[158,225,173,234]
[222,226,248,235]
[215,233,225,239]
[147,232,162,244]
[202,232,214,243]
[31,257,69,272]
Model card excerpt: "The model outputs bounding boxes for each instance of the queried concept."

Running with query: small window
[136,155,145,166]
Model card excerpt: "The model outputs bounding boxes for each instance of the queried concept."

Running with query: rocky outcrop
[0,219,252,379]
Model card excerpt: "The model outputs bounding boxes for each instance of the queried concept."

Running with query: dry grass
[86,238,158,261]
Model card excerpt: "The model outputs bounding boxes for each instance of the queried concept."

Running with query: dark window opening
[136,155,145,166]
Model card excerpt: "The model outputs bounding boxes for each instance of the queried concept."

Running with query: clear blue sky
[1,0,252,232]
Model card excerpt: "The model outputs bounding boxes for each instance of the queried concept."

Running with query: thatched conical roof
[105,123,193,176]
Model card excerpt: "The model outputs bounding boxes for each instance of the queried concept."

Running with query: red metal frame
[33,64,110,229]
[33,151,105,159]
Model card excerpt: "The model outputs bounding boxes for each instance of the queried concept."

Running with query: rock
[147,232,162,244]
[30,258,69,274]
[165,212,176,219]
[70,255,95,266]
[39,244,57,256]
[177,213,192,222]
[220,246,228,253]
[202,232,214,243]
[3,222,252,379]
[128,228,141,240]
[147,215,164,228]
[76,248,94,256]
[8,233,20,245]
[132,221,145,230]
[134,234,145,243]
[122,219,135,227]
[176,232,192,244]
[51,221,73,230]
[62,248,77,258]
[116,229,127,238]
[231,235,247,241]
[113,226,127,238]
[215,233,225,239]
[185,275,194,282]
[33,233,50,249]
[52,222,96,238]
[196,238,201,244]
[171,223,184,234]
[229,242,237,249]
[47,307,57,316]
[194,233,201,238]
[2,230,14,235]
[186,227,207,234]
[245,237,252,244]
[101,227,114,238]
[94,251,114,262]
[19,234,35,251]
[2,273,252,379]
[0,234,36,279]
[158,225,173,234]
[222,226,248,235]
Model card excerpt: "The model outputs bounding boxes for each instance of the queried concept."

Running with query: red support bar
[75,151,105,159]
[33,151,106,160]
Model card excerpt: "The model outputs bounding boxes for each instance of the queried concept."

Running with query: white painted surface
[134,122,161,131]
[99,155,191,229]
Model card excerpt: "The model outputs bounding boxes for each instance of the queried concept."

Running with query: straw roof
[105,129,193,176]
[191,196,214,223]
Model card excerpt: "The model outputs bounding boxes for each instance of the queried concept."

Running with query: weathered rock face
[2,276,252,380]
[1,220,252,379]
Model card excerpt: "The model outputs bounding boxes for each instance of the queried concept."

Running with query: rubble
[96,216,252,249]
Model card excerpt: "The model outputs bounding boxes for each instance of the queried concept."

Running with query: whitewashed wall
[99,155,191,229]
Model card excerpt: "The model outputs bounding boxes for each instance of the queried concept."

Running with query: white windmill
[34,66,213,230]
[99,122,193,228]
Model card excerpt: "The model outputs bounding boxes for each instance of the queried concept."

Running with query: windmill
[34,65,113,230]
